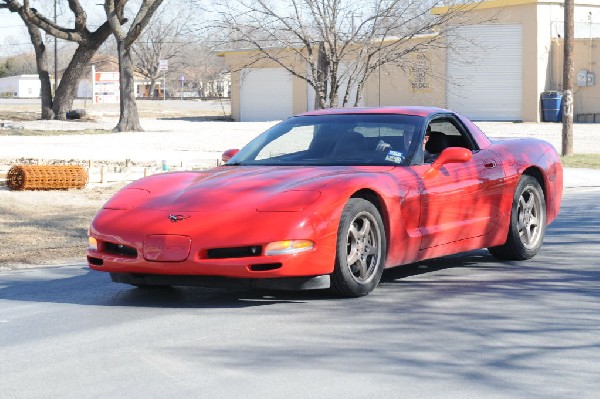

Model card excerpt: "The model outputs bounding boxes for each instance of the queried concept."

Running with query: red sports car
[87,107,563,297]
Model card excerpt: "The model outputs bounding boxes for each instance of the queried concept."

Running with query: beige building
[219,0,600,122]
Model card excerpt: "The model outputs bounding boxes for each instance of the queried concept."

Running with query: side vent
[249,263,282,272]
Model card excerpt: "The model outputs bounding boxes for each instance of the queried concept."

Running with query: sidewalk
[563,168,600,189]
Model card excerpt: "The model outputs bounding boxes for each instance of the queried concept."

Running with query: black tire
[489,175,546,260]
[331,198,387,297]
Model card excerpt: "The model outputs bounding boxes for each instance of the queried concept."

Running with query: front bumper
[87,207,338,279]
[109,272,331,291]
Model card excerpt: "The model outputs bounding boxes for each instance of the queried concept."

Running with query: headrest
[425,131,450,154]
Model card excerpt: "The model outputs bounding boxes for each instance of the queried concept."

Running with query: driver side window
[427,119,473,149]
[423,118,474,163]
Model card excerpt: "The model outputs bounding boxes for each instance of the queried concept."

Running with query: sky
[0,12,31,56]
[0,1,108,57]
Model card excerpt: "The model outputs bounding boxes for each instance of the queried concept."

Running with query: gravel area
[1,99,598,269]
[0,183,126,270]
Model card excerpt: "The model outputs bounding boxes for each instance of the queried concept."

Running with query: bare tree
[0,7,53,117]
[1,0,115,119]
[104,0,166,132]
[1,2,53,117]
[178,41,228,97]
[132,5,193,97]
[24,22,54,118]
[213,0,485,109]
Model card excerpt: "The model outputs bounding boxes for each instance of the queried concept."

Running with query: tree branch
[67,0,87,32]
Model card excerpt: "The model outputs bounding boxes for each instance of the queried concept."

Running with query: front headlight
[88,237,98,251]
[265,240,314,256]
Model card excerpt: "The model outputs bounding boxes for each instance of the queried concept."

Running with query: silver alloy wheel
[517,186,542,250]
[345,211,382,283]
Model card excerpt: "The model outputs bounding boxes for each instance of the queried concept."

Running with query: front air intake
[206,246,263,259]
[87,256,104,266]
[104,242,138,258]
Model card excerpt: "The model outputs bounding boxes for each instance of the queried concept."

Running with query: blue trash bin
[541,91,563,122]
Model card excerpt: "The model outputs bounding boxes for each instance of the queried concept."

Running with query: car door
[416,117,505,250]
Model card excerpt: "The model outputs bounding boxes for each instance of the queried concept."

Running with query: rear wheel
[331,198,386,297]
[489,175,546,260]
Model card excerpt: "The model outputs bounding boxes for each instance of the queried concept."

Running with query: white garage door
[240,68,293,122]
[447,24,523,121]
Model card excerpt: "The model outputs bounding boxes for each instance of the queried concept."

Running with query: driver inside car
[423,125,450,163]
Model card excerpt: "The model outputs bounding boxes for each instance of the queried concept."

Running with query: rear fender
[532,147,563,224]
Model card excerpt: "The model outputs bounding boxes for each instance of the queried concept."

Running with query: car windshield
[227,114,425,166]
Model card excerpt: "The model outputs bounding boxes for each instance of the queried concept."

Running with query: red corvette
[87,107,563,297]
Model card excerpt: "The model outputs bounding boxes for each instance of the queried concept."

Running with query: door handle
[484,160,497,168]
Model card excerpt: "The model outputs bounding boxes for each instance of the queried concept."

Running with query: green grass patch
[0,129,114,136]
[561,154,600,169]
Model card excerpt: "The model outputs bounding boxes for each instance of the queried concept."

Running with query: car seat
[425,131,450,155]
[331,131,366,159]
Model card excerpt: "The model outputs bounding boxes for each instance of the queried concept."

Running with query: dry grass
[0,110,41,121]
[0,128,114,136]
[561,154,600,169]
[0,98,232,121]
[0,183,126,269]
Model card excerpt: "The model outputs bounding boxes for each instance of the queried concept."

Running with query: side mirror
[222,149,240,163]
[424,147,472,178]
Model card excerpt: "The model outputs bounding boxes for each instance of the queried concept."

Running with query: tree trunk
[53,44,101,120]
[149,78,157,97]
[315,42,328,109]
[115,40,143,132]
[354,80,365,107]
[25,22,54,119]
[341,76,355,107]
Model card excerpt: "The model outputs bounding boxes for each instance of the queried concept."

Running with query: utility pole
[562,0,574,156]
[54,0,59,95]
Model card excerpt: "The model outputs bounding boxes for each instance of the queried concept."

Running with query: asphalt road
[1,187,599,399]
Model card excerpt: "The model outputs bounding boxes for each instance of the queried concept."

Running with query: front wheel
[331,198,387,297]
[489,175,546,260]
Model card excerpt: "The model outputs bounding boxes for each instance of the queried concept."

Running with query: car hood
[114,165,392,212]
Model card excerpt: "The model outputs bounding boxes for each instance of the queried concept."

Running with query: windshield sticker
[385,150,404,164]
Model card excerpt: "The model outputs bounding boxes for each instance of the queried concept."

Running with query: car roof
[298,106,452,118]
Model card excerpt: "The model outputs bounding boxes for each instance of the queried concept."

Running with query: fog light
[265,240,314,256]
[88,237,98,251]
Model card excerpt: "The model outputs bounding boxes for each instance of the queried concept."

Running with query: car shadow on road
[381,249,498,282]
[0,266,309,309]
[0,250,502,309]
